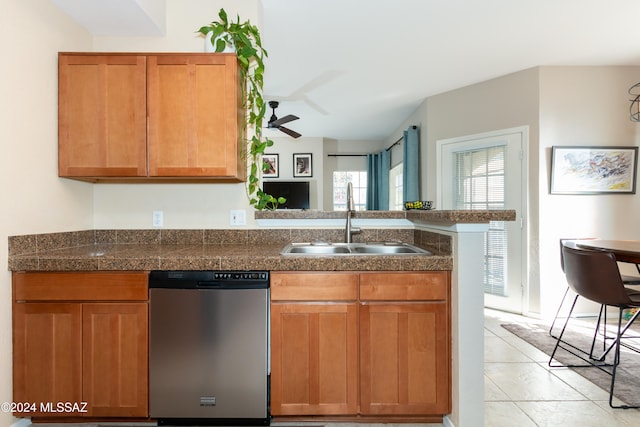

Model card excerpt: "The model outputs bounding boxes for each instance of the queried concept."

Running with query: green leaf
[218,8,228,25]
[237,55,249,67]
[212,25,225,39]
[214,38,226,52]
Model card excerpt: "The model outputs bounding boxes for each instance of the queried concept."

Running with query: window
[333,171,367,211]
[389,163,403,210]
[454,146,507,296]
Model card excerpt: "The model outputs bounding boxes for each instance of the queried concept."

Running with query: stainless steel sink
[350,245,424,254]
[285,245,351,254]
[281,242,432,256]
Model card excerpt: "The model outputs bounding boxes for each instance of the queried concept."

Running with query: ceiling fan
[267,101,301,138]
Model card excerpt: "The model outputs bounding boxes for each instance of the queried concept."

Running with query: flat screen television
[263,181,310,209]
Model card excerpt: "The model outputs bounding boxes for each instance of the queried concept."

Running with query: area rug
[502,321,640,406]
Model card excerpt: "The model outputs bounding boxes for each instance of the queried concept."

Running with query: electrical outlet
[230,209,246,226]
[152,210,163,227]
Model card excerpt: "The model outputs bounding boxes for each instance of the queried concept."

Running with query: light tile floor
[484,308,640,427]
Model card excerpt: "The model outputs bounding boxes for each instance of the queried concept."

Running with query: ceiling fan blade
[270,114,299,127]
[278,126,301,139]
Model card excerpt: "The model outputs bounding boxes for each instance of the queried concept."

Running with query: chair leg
[609,309,640,409]
[589,304,606,361]
[549,287,570,339]
[549,295,613,370]
[592,307,640,361]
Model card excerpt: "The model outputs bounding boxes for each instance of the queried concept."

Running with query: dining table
[575,239,640,266]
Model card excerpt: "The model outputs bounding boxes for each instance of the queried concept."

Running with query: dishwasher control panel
[149,270,270,289]
[213,271,268,281]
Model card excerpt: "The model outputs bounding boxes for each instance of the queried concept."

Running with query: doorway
[437,127,527,314]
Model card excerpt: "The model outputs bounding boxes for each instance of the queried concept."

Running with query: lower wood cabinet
[359,272,450,415]
[270,272,359,415]
[12,272,149,418]
[13,303,83,411]
[270,271,451,418]
[82,303,148,417]
[360,303,449,415]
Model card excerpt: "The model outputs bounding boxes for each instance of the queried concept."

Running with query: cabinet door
[13,303,82,416]
[82,303,149,417]
[271,302,358,415]
[58,54,147,178]
[360,302,450,415]
[147,54,244,180]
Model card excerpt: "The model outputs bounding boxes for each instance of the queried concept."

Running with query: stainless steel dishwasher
[149,270,270,426]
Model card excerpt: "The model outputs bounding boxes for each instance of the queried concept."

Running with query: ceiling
[51,0,640,141]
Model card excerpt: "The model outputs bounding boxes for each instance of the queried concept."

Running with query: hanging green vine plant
[198,8,285,210]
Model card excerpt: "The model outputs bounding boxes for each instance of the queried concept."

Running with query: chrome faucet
[344,182,361,243]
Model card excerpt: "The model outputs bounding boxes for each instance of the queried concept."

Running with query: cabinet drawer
[13,272,149,302]
[359,271,449,301]
[271,272,358,301]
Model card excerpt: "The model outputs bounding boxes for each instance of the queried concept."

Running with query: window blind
[454,146,508,296]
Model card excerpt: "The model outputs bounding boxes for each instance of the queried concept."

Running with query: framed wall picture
[263,154,279,178]
[293,153,313,177]
[550,146,639,194]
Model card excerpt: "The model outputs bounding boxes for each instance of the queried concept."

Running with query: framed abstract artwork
[550,146,638,194]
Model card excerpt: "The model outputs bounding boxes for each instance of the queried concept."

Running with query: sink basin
[281,242,432,256]
[286,245,351,254]
[350,245,423,254]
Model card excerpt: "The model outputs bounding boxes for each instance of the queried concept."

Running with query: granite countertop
[8,210,517,272]
[256,209,516,223]
[8,242,452,272]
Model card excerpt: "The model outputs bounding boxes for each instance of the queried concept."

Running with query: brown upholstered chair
[549,245,640,408]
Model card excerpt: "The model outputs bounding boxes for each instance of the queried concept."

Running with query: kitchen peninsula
[8,209,515,427]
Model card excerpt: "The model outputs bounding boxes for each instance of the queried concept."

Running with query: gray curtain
[403,126,420,202]
[366,150,390,210]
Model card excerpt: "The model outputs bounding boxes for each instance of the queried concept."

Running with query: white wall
[538,66,640,317]
[0,1,95,426]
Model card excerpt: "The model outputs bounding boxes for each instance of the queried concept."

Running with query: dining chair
[549,238,640,339]
[549,245,640,408]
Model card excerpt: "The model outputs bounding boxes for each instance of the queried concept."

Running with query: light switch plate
[230,209,246,226]
[152,210,163,227]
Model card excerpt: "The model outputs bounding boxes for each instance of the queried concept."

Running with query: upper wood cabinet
[58,52,244,182]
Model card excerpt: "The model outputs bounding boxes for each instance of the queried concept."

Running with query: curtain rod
[386,136,402,152]
[328,126,417,156]
[327,153,368,157]
[386,125,417,151]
